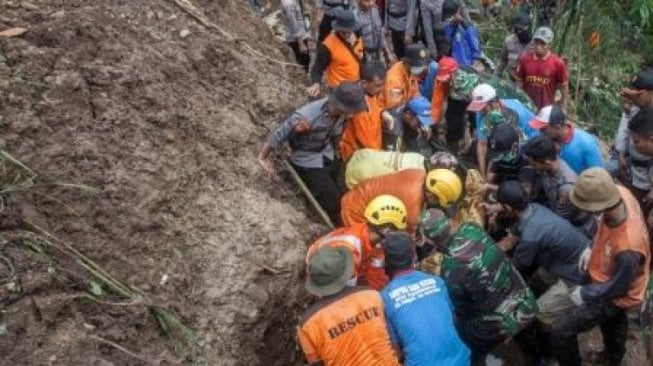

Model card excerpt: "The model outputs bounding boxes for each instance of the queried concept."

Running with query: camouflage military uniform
[439,222,538,359]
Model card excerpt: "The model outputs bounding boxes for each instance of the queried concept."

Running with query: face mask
[410,66,426,76]
[345,277,358,287]
[486,109,505,126]
[515,29,532,44]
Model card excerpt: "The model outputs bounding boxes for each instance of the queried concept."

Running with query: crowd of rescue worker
[254,0,653,365]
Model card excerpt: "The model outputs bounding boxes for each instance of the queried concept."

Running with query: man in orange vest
[340,61,386,161]
[551,168,651,366]
[297,246,401,366]
[309,9,364,97]
[382,43,429,109]
[306,194,408,290]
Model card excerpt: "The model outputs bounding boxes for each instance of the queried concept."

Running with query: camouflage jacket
[441,222,538,336]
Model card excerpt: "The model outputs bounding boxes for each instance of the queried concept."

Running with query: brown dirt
[0,0,321,365]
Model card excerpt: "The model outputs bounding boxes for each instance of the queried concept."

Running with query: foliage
[473,0,652,139]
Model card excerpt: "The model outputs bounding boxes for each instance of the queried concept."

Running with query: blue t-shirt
[476,99,539,141]
[418,61,439,100]
[381,271,470,366]
[560,126,604,174]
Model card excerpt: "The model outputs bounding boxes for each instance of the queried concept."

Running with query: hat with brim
[467,100,488,112]
[332,9,359,32]
[406,95,433,127]
[436,56,459,82]
[305,246,355,297]
[621,68,653,96]
[329,81,369,114]
[529,105,565,130]
[569,167,621,212]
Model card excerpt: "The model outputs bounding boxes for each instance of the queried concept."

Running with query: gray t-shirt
[356,5,387,51]
[515,203,590,286]
[537,159,577,220]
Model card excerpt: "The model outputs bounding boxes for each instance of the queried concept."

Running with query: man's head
[622,68,653,108]
[305,246,354,297]
[628,107,653,156]
[467,83,499,113]
[403,96,433,130]
[434,27,452,60]
[358,0,376,11]
[424,169,463,208]
[332,9,359,40]
[364,194,408,232]
[404,43,429,76]
[523,135,559,171]
[360,61,386,97]
[532,26,554,58]
[488,122,520,163]
[382,231,415,274]
[436,56,458,83]
[529,105,567,142]
[417,209,452,252]
[569,167,620,213]
[513,13,532,44]
[442,0,461,23]
[496,180,529,217]
[328,81,368,117]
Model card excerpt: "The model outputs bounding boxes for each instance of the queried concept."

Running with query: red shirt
[516,52,568,109]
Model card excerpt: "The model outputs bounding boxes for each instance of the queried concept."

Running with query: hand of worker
[482,202,503,215]
[577,247,591,272]
[258,157,276,175]
[570,286,584,306]
[498,233,518,252]
[298,40,309,54]
[307,83,321,97]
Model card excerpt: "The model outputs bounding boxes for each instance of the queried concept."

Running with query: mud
[0,0,319,365]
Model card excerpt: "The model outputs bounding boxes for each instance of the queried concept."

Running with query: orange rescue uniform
[339,95,383,162]
[306,223,388,290]
[297,287,400,366]
[382,61,420,108]
[322,33,364,88]
[588,186,651,309]
[341,169,426,231]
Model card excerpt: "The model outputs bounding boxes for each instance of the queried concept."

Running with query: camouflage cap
[418,209,450,240]
[450,69,480,101]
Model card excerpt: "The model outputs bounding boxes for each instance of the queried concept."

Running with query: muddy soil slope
[0,0,317,365]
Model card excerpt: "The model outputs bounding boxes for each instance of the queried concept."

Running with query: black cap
[332,9,359,32]
[442,0,461,21]
[489,122,519,152]
[382,232,414,270]
[404,43,429,68]
[329,81,368,114]
[626,68,653,91]
[513,13,531,27]
[496,180,528,210]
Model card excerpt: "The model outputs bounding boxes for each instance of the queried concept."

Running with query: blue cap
[406,96,433,127]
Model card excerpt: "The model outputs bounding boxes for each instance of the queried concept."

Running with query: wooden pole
[283,160,335,228]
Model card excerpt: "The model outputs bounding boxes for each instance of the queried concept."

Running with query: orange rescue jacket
[341,169,426,232]
[382,61,420,109]
[323,33,363,88]
[339,95,383,162]
[306,223,388,290]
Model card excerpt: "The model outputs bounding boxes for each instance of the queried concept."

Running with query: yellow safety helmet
[364,195,408,230]
[425,169,463,207]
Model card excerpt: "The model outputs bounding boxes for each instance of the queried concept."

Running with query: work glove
[577,247,591,272]
[570,286,584,306]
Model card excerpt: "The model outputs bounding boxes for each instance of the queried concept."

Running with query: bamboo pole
[282,160,335,228]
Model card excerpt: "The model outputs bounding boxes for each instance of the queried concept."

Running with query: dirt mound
[0,1,319,365]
